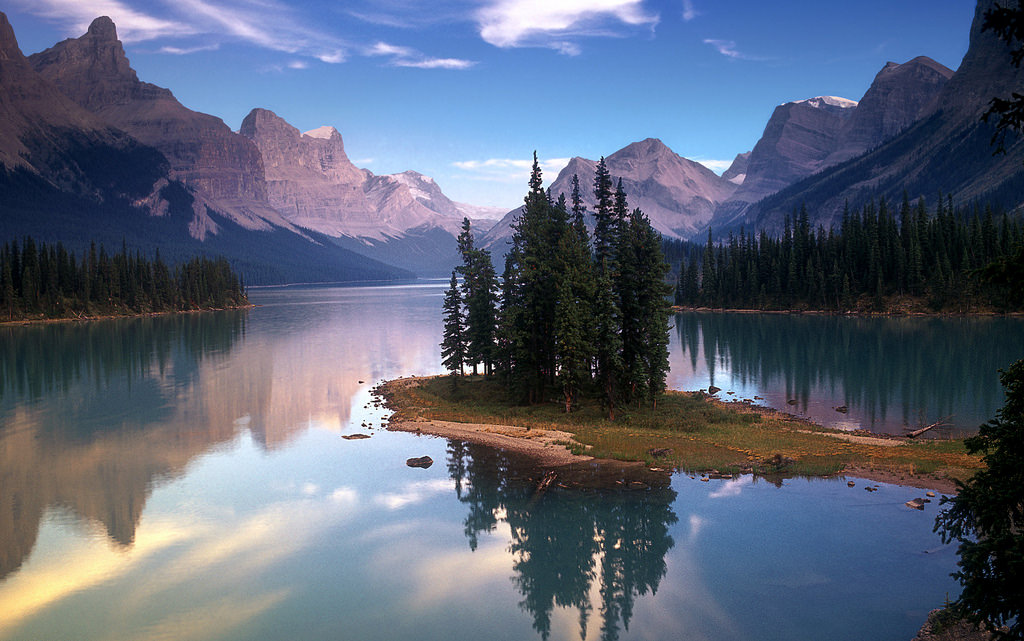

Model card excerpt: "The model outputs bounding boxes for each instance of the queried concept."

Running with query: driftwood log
[906,416,952,438]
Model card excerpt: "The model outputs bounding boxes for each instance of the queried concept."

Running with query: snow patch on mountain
[304,125,338,139]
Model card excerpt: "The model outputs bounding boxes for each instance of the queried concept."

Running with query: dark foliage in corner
[935,359,1024,640]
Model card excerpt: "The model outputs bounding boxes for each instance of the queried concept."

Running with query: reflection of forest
[446,441,677,641]
[675,313,1018,433]
[0,313,250,581]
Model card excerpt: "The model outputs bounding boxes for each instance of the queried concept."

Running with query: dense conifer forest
[0,237,248,321]
[443,156,672,417]
[665,195,1024,312]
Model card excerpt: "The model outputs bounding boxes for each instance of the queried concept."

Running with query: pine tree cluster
[0,238,248,321]
[442,155,672,417]
[672,195,1024,312]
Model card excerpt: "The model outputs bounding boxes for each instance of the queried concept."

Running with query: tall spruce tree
[554,187,596,412]
[500,154,564,403]
[440,270,466,380]
[592,157,615,273]
[632,209,672,405]
[456,218,498,375]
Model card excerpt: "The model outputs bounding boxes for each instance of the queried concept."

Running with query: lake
[1,283,1020,641]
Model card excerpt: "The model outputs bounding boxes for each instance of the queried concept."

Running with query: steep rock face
[482,138,736,250]
[824,56,953,166]
[239,108,377,235]
[29,17,285,235]
[730,0,1024,235]
[726,96,858,209]
[240,108,463,274]
[722,151,750,185]
[240,108,461,241]
[712,57,954,235]
[0,12,166,199]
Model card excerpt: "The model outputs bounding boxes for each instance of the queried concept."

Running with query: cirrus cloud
[476,0,659,54]
[366,40,476,70]
[453,157,572,186]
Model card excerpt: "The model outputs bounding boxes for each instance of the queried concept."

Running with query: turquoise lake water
[2,283,1020,641]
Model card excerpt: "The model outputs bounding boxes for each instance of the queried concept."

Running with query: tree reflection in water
[674,312,1017,434]
[446,440,678,641]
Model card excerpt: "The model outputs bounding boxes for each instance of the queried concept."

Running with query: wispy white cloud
[366,40,476,70]
[703,38,742,59]
[453,157,572,185]
[476,0,658,54]
[11,0,196,42]
[682,0,698,21]
[709,476,751,498]
[158,43,221,55]
[691,158,732,174]
[703,38,768,61]
[398,57,475,70]
[15,0,348,66]
[374,479,454,510]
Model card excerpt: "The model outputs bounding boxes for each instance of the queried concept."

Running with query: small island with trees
[380,156,991,492]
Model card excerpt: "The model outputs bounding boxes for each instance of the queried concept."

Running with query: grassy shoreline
[379,375,983,493]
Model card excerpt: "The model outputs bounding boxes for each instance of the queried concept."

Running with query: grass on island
[381,375,984,485]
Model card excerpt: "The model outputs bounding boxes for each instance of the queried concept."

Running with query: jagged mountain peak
[87,16,118,40]
[792,95,859,111]
[713,0,1024,238]
[28,16,159,110]
[615,137,674,158]
[0,12,20,60]
[722,151,751,185]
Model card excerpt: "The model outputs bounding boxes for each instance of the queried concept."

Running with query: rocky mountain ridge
[0,12,411,284]
[720,0,1023,236]
[481,138,737,251]
[5,14,481,278]
[711,57,954,234]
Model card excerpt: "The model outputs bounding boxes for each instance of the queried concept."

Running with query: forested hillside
[1,238,248,321]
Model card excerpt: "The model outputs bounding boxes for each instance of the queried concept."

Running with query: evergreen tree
[632,209,672,405]
[592,157,615,273]
[935,360,1024,640]
[553,219,595,412]
[440,271,467,380]
[456,218,498,375]
[500,154,563,402]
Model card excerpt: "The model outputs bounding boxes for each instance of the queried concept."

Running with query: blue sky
[6,0,975,209]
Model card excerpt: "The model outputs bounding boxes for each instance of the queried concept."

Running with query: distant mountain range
[0,14,494,282]
[481,138,736,251]
[728,0,1024,236]
[1,0,1020,283]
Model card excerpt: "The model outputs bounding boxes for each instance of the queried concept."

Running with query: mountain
[238,109,377,237]
[28,16,292,239]
[1,14,409,284]
[823,56,954,166]
[723,0,1023,235]
[714,96,859,222]
[241,108,468,275]
[0,12,166,203]
[721,152,750,185]
[482,138,736,251]
[711,57,953,234]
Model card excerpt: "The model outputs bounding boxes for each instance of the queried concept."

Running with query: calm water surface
[1,284,1020,641]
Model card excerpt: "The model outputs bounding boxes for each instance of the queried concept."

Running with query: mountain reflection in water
[0,287,978,641]
[0,312,248,581]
